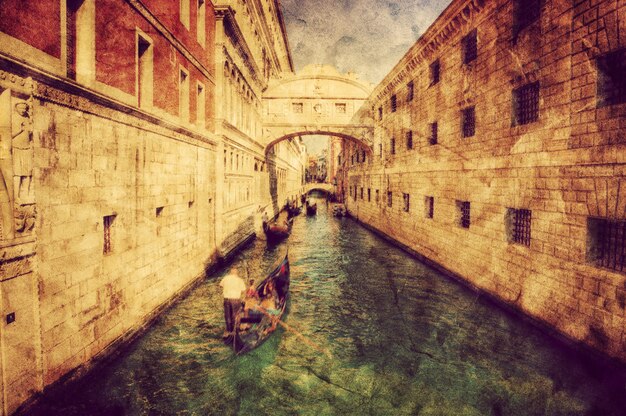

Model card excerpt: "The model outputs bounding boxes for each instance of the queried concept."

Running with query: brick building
[345,0,626,362]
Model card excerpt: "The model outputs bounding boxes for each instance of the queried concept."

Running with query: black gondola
[306,201,317,216]
[226,253,290,353]
[264,218,293,243]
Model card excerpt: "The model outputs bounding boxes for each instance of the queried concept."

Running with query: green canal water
[30,196,626,415]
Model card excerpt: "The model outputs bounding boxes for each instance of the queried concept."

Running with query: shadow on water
[28,194,626,415]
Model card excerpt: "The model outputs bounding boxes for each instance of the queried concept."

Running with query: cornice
[127,0,215,86]
[274,0,294,72]
[371,0,486,103]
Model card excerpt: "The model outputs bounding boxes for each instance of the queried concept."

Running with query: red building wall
[0,0,61,58]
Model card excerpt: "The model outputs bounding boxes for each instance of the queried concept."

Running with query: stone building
[345,0,626,362]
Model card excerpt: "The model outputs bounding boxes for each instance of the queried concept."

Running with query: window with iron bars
[458,201,470,228]
[390,138,396,155]
[368,188,371,202]
[360,187,364,199]
[375,189,380,203]
[407,81,414,102]
[379,143,383,158]
[597,48,626,107]
[430,122,438,145]
[506,208,531,246]
[587,218,626,274]
[103,214,116,254]
[513,0,540,39]
[387,191,393,207]
[403,193,410,212]
[430,59,440,86]
[425,196,434,219]
[406,131,413,150]
[462,29,477,64]
[513,82,540,125]
[391,94,397,113]
[462,106,475,138]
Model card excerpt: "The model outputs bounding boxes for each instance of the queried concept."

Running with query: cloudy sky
[281,0,453,85]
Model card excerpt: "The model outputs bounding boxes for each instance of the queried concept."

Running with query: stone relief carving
[12,100,34,204]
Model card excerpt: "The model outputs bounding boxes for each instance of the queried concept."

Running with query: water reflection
[31,195,626,415]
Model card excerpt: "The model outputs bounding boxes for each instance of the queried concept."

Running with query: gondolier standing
[219,267,246,337]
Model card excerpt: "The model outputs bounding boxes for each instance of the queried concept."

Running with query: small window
[335,103,347,113]
[513,0,540,38]
[196,82,206,128]
[360,187,364,199]
[378,106,383,120]
[587,218,626,273]
[375,189,380,203]
[387,191,393,207]
[430,60,440,85]
[425,196,434,219]
[390,138,396,155]
[513,82,540,125]
[197,0,206,47]
[391,95,397,113]
[180,0,190,29]
[292,102,303,113]
[367,188,371,202]
[407,81,414,102]
[403,193,410,212]
[506,208,532,246]
[156,206,164,216]
[179,68,190,122]
[406,131,413,150]
[103,214,116,254]
[597,49,626,107]
[379,143,383,158]
[137,33,153,109]
[458,201,470,228]
[462,29,477,64]
[462,106,475,138]
[430,122,438,145]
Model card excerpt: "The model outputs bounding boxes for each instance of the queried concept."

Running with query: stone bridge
[263,65,374,153]
[303,182,334,194]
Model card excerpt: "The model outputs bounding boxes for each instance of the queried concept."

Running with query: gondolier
[219,267,246,337]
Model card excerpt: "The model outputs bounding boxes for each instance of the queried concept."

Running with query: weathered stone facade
[345,0,626,361]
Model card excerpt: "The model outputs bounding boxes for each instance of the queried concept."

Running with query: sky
[281,0,453,85]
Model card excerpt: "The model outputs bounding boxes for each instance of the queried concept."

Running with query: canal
[31,195,626,415]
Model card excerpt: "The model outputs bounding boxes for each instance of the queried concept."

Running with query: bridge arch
[264,131,373,156]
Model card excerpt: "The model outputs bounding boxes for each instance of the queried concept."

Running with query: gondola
[263,218,293,243]
[226,253,290,354]
[287,204,301,218]
[332,204,346,217]
[305,201,317,216]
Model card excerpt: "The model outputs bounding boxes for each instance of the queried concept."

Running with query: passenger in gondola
[259,281,280,334]
[244,279,259,315]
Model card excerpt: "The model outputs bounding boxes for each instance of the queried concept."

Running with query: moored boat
[264,218,292,242]
[306,201,317,216]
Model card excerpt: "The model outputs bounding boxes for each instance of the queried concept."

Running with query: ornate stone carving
[12,100,34,204]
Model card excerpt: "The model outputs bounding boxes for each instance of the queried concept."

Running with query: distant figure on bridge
[219,267,246,337]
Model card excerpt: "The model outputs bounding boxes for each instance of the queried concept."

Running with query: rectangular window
[513,0,540,38]
[506,208,532,246]
[379,143,383,158]
[360,187,364,199]
[196,82,205,128]
[137,33,153,109]
[179,68,190,122]
[407,81,414,102]
[367,188,371,202]
[376,189,380,203]
[406,131,413,150]
[180,0,190,29]
[430,59,440,86]
[430,122,438,145]
[103,214,116,254]
[425,196,434,219]
[335,103,347,113]
[597,49,626,107]
[391,95,397,113]
[378,106,383,120]
[462,29,477,64]
[458,201,471,228]
[74,0,96,84]
[390,138,396,155]
[292,102,303,113]
[513,82,540,125]
[387,192,393,207]
[197,0,206,47]
[587,218,626,273]
[403,193,410,212]
[462,106,475,138]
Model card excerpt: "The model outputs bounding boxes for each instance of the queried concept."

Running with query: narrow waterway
[31,195,626,415]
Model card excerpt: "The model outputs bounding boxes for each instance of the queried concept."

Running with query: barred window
[335,103,347,113]
[407,81,414,102]
[587,218,626,274]
[506,208,531,246]
[379,143,383,158]
[597,49,626,107]
[462,106,475,138]
[462,29,477,64]
[430,60,440,85]
[387,192,393,207]
[513,82,540,125]
[513,0,540,38]
[368,188,371,202]
[458,201,470,228]
[360,187,364,199]
[103,215,116,254]
[292,102,303,113]
[375,189,380,203]
[390,138,396,155]
[425,196,434,219]
[430,122,438,145]
[391,95,397,113]
[406,131,413,150]
[403,193,410,212]
[378,106,383,120]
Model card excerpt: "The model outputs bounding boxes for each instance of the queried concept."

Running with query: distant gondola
[287,204,301,218]
[226,253,290,354]
[306,201,317,216]
[264,218,292,243]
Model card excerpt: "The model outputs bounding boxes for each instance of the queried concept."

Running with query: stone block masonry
[346,0,626,362]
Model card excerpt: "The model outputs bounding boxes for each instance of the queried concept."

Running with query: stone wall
[346,0,626,361]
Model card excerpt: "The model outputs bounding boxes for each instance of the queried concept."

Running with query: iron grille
[391,138,396,155]
[590,218,626,273]
[368,188,371,202]
[462,107,475,138]
[403,193,410,212]
[407,81,414,102]
[430,122,438,145]
[430,60,440,85]
[597,49,626,107]
[103,215,115,254]
[406,131,413,149]
[463,30,477,64]
[459,201,470,228]
[512,208,532,246]
[514,82,540,125]
[391,95,397,112]
[360,187,364,199]
[514,0,540,37]
[426,196,434,219]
